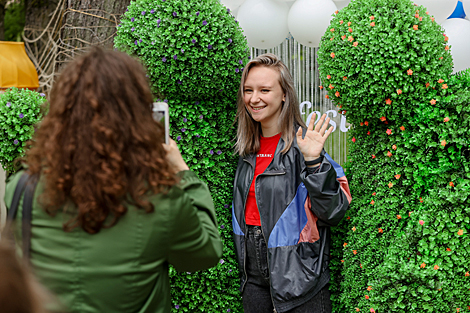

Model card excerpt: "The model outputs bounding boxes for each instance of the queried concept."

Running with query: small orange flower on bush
[438,79,444,83]
[442,84,448,89]
[356,308,360,312]
[348,27,353,32]
[370,309,375,313]
[431,17,435,22]
[446,248,451,251]
[372,155,376,159]
[370,16,375,20]
[444,117,450,122]
[395,174,401,180]
[343,76,347,81]
[386,98,392,105]
[380,116,386,122]
[419,220,424,225]
[352,226,356,231]
[370,22,375,27]
[319,85,323,89]
[335,10,339,14]
[367,131,371,135]
[341,35,346,40]
[372,192,376,196]
[430,99,436,105]
[325,95,329,99]
[426,82,430,88]
[343,242,348,247]
[397,215,402,219]
[407,69,413,75]
[457,229,464,236]
[329,84,334,89]
[353,250,357,255]
[360,122,364,126]
[441,140,447,147]
[367,286,373,291]
[378,228,383,233]
[386,129,392,135]
[465,271,469,276]
[397,89,402,95]
[348,21,351,26]
[330,28,335,32]
[387,151,392,157]
[419,197,423,203]
[413,25,418,30]
[330,52,335,58]
[449,182,454,187]
[327,75,331,79]
[352,137,356,143]
[365,295,369,300]
[370,200,375,205]
[353,41,358,47]
[400,126,405,131]
[348,36,354,42]
[340,20,344,25]
[335,91,340,97]
[341,259,344,263]
[388,182,393,188]
[445,45,449,51]
[392,145,397,150]
[420,262,426,268]
[434,265,439,270]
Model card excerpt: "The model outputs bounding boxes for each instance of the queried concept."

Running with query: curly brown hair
[26,47,177,234]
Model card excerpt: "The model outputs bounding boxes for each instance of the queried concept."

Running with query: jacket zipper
[255,171,285,313]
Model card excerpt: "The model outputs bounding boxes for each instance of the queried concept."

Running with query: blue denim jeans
[242,225,332,313]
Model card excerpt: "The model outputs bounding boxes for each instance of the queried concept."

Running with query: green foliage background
[0,87,45,173]
[318,0,470,312]
[115,0,248,311]
[4,1,25,42]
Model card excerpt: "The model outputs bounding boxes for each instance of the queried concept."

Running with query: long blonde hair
[235,53,305,156]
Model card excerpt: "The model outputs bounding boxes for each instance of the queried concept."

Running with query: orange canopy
[0,41,39,89]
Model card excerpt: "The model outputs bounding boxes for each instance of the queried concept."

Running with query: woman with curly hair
[4,47,222,313]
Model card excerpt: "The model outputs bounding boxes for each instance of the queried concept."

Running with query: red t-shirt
[245,133,281,226]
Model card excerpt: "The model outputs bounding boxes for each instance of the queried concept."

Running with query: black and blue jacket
[232,136,351,312]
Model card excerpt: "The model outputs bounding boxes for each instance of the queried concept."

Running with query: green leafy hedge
[115,0,249,311]
[318,0,470,312]
[0,87,45,173]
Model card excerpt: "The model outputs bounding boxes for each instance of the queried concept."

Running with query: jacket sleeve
[300,152,350,227]
[167,170,223,272]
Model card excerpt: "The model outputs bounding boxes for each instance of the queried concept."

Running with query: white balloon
[237,0,290,49]
[441,18,470,73]
[414,0,458,24]
[288,0,338,47]
[333,0,351,10]
[220,0,246,11]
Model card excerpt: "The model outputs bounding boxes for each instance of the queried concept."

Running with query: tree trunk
[56,0,130,71]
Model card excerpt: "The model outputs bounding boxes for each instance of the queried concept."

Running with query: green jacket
[5,170,223,313]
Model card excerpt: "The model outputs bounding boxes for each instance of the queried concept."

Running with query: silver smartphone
[152,102,169,145]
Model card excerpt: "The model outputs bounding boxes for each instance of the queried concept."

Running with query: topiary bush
[318,0,470,312]
[0,87,45,174]
[115,0,249,312]
[114,0,248,101]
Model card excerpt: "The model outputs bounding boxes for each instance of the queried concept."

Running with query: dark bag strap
[6,172,38,261]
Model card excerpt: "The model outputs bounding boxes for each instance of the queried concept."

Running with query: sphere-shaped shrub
[114,0,249,101]
[318,0,453,125]
[0,88,45,173]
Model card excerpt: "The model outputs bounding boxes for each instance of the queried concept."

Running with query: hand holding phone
[152,102,169,145]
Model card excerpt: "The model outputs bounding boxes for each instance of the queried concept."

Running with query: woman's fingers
[308,113,316,131]
[314,114,327,133]
[320,117,331,135]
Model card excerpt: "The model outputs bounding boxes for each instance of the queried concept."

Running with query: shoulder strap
[22,174,38,261]
[6,172,30,222]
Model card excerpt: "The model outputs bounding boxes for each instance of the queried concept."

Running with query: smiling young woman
[232,53,351,313]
